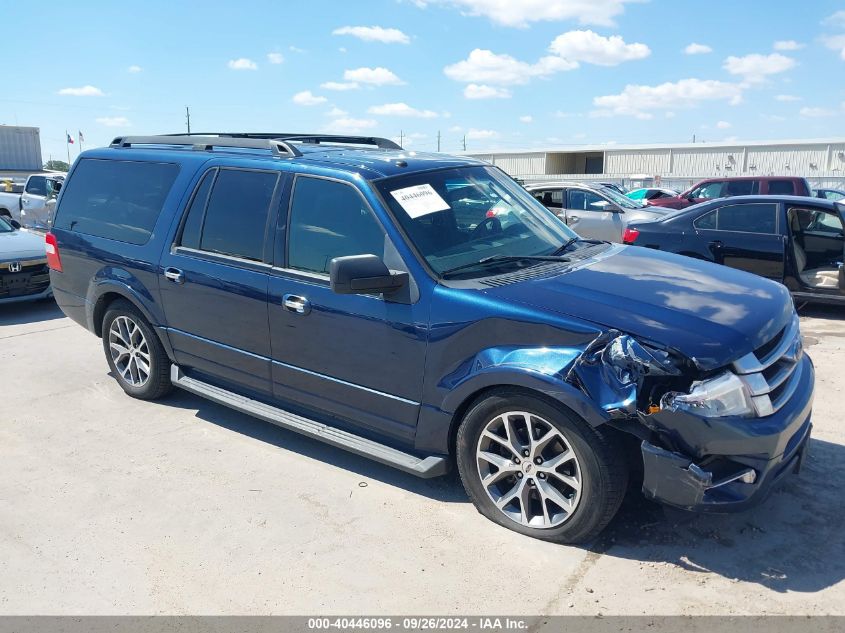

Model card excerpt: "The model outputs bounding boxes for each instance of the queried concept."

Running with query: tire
[456,389,627,544]
[101,299,172,400]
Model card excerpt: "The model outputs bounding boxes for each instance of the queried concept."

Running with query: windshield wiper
[440,254,572,279]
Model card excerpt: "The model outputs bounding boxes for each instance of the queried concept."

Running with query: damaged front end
[565,328,814,512]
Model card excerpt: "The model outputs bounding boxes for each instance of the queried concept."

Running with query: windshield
[596,186,645,209]
[0,216,14,233]
[375,166,578,277]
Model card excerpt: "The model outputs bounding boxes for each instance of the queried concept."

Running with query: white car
[0,216,51,304]
[0,173,64,230]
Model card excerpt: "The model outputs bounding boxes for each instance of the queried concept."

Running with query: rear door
[159,166,284,395]
[20,175,49,227]
[694,201,785,280]
[564,188,622,241]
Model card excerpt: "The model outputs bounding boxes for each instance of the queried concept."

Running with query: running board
[170,366,449,478]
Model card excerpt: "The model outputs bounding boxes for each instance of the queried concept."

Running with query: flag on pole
[78,130,84,143]
[67,133,75,144]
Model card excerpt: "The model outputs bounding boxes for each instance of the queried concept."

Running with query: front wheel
[456,390,627,544]
[101,300,172,400]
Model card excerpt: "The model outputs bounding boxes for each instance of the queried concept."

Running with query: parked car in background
[626,187,679,202]
[597,182,627,196]
[526,181,669,242]
[624,195,845,305]
[0,215,51,304]
[48,133,813,544]
[815,188,845,202]
[0,173,64,229]
[646,176,812,211]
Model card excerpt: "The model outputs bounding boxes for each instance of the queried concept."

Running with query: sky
[2,0,845,163]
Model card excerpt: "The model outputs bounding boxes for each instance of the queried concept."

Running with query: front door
[700,201,785,280]
[159,166,283,395]
[268,175,427,445]
[564,188,622,241]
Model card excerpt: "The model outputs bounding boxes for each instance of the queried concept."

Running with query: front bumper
[639,354,814,512]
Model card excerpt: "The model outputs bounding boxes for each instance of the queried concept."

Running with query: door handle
[164,267,185,284]
[283,294,311,315]
[709,240,723,250]
[569,215,580,222]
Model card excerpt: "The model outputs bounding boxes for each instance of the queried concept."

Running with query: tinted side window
[725,180,758,196]
[534,189,563,209]
[54,159,179,245]
[694,210,717,229]
[716,203,778,234]
[288,177,384,274]
[199,169,278,261]
[25,176,47,196]
[691,182,725,199]
[767,180,794,195]
[179,169,216,250]
[569,189,608,211]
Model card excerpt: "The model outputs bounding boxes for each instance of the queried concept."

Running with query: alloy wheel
[108,315,151,387]
[476,411,582,528]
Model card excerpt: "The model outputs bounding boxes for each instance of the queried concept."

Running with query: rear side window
[767,180,795,195]
[179,169,216,250]
[54,159,179,245]
[25,176,47,196]
[724,180,758,196]
[197,169,278,261]
[702,203,778,234]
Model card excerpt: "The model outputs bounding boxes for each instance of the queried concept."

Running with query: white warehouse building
[466,138,845,191]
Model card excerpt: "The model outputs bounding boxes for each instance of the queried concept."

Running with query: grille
[0,258,50,299]
[733,314,803,416]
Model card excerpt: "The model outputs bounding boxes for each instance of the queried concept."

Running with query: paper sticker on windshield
[390,184,450,218]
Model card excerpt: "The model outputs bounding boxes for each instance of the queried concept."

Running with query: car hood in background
[646,197,688,209]
[0,229,47,260]
[485,245,794,371]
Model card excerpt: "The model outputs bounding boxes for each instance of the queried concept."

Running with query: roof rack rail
[109,135,302,158]
[170,132,403,150]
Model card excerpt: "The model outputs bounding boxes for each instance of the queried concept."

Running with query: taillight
[485,209,497,218]
[622,227,640,244]
[45,232,62,272]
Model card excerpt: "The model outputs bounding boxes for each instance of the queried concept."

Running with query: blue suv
[48,134,814,543]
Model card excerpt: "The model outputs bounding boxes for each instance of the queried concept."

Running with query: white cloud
[775,94,801,102]
[322,117,378,134]
[548,30,650,65]
[325,106,349,117]
[57,85,104,97]
[289,45,306,53]
[367,102,438,117]
[415,0,641,28]
[96,116,131,127]
[554,110,575,118]
[821,34,845,61]
[716,120,731,129]
[228,58,258,70]
[592,78,745,118]
[684,43,712,55]
[343,66,405,85]
[519,115,533,123]
[723,53,796,82]
[762,114,787,122]
[292,90,328,106]
[332,25,410,44]
[449,125,463,132]
[267,52,284,64]
[463,83,512,99]
[800,106,836,117]
[773,40,803,51]
[466,128,499,139]
[127,65,142,73]
[339,47,347,53]
[822,10,845,28]
[321,81,359,91]
[444,48,576,86]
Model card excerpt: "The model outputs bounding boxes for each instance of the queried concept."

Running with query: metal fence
[518,173,845,193]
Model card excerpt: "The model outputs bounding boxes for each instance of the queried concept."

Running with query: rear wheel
[456,390,627,543]
[101,300,172,400]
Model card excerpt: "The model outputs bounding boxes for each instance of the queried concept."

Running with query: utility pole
[692,133,696,143]
[462,135,466,151]
[436,130,441,152]
[399,129,404,148]
[186,106,191,134]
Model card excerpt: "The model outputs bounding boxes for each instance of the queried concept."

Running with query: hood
[484,245,794,371]
[0,229,47,261]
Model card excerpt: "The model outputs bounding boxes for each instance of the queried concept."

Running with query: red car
[647,176,812,210]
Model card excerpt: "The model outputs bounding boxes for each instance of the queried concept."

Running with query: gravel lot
[1,300,843,615]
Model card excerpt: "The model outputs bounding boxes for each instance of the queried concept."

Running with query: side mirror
[609,204,624,214]
[330,254,408,296]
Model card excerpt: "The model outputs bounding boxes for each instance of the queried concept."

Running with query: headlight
[661,371,754,418]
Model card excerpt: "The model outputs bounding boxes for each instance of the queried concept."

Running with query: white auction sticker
[390,184,450,219]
